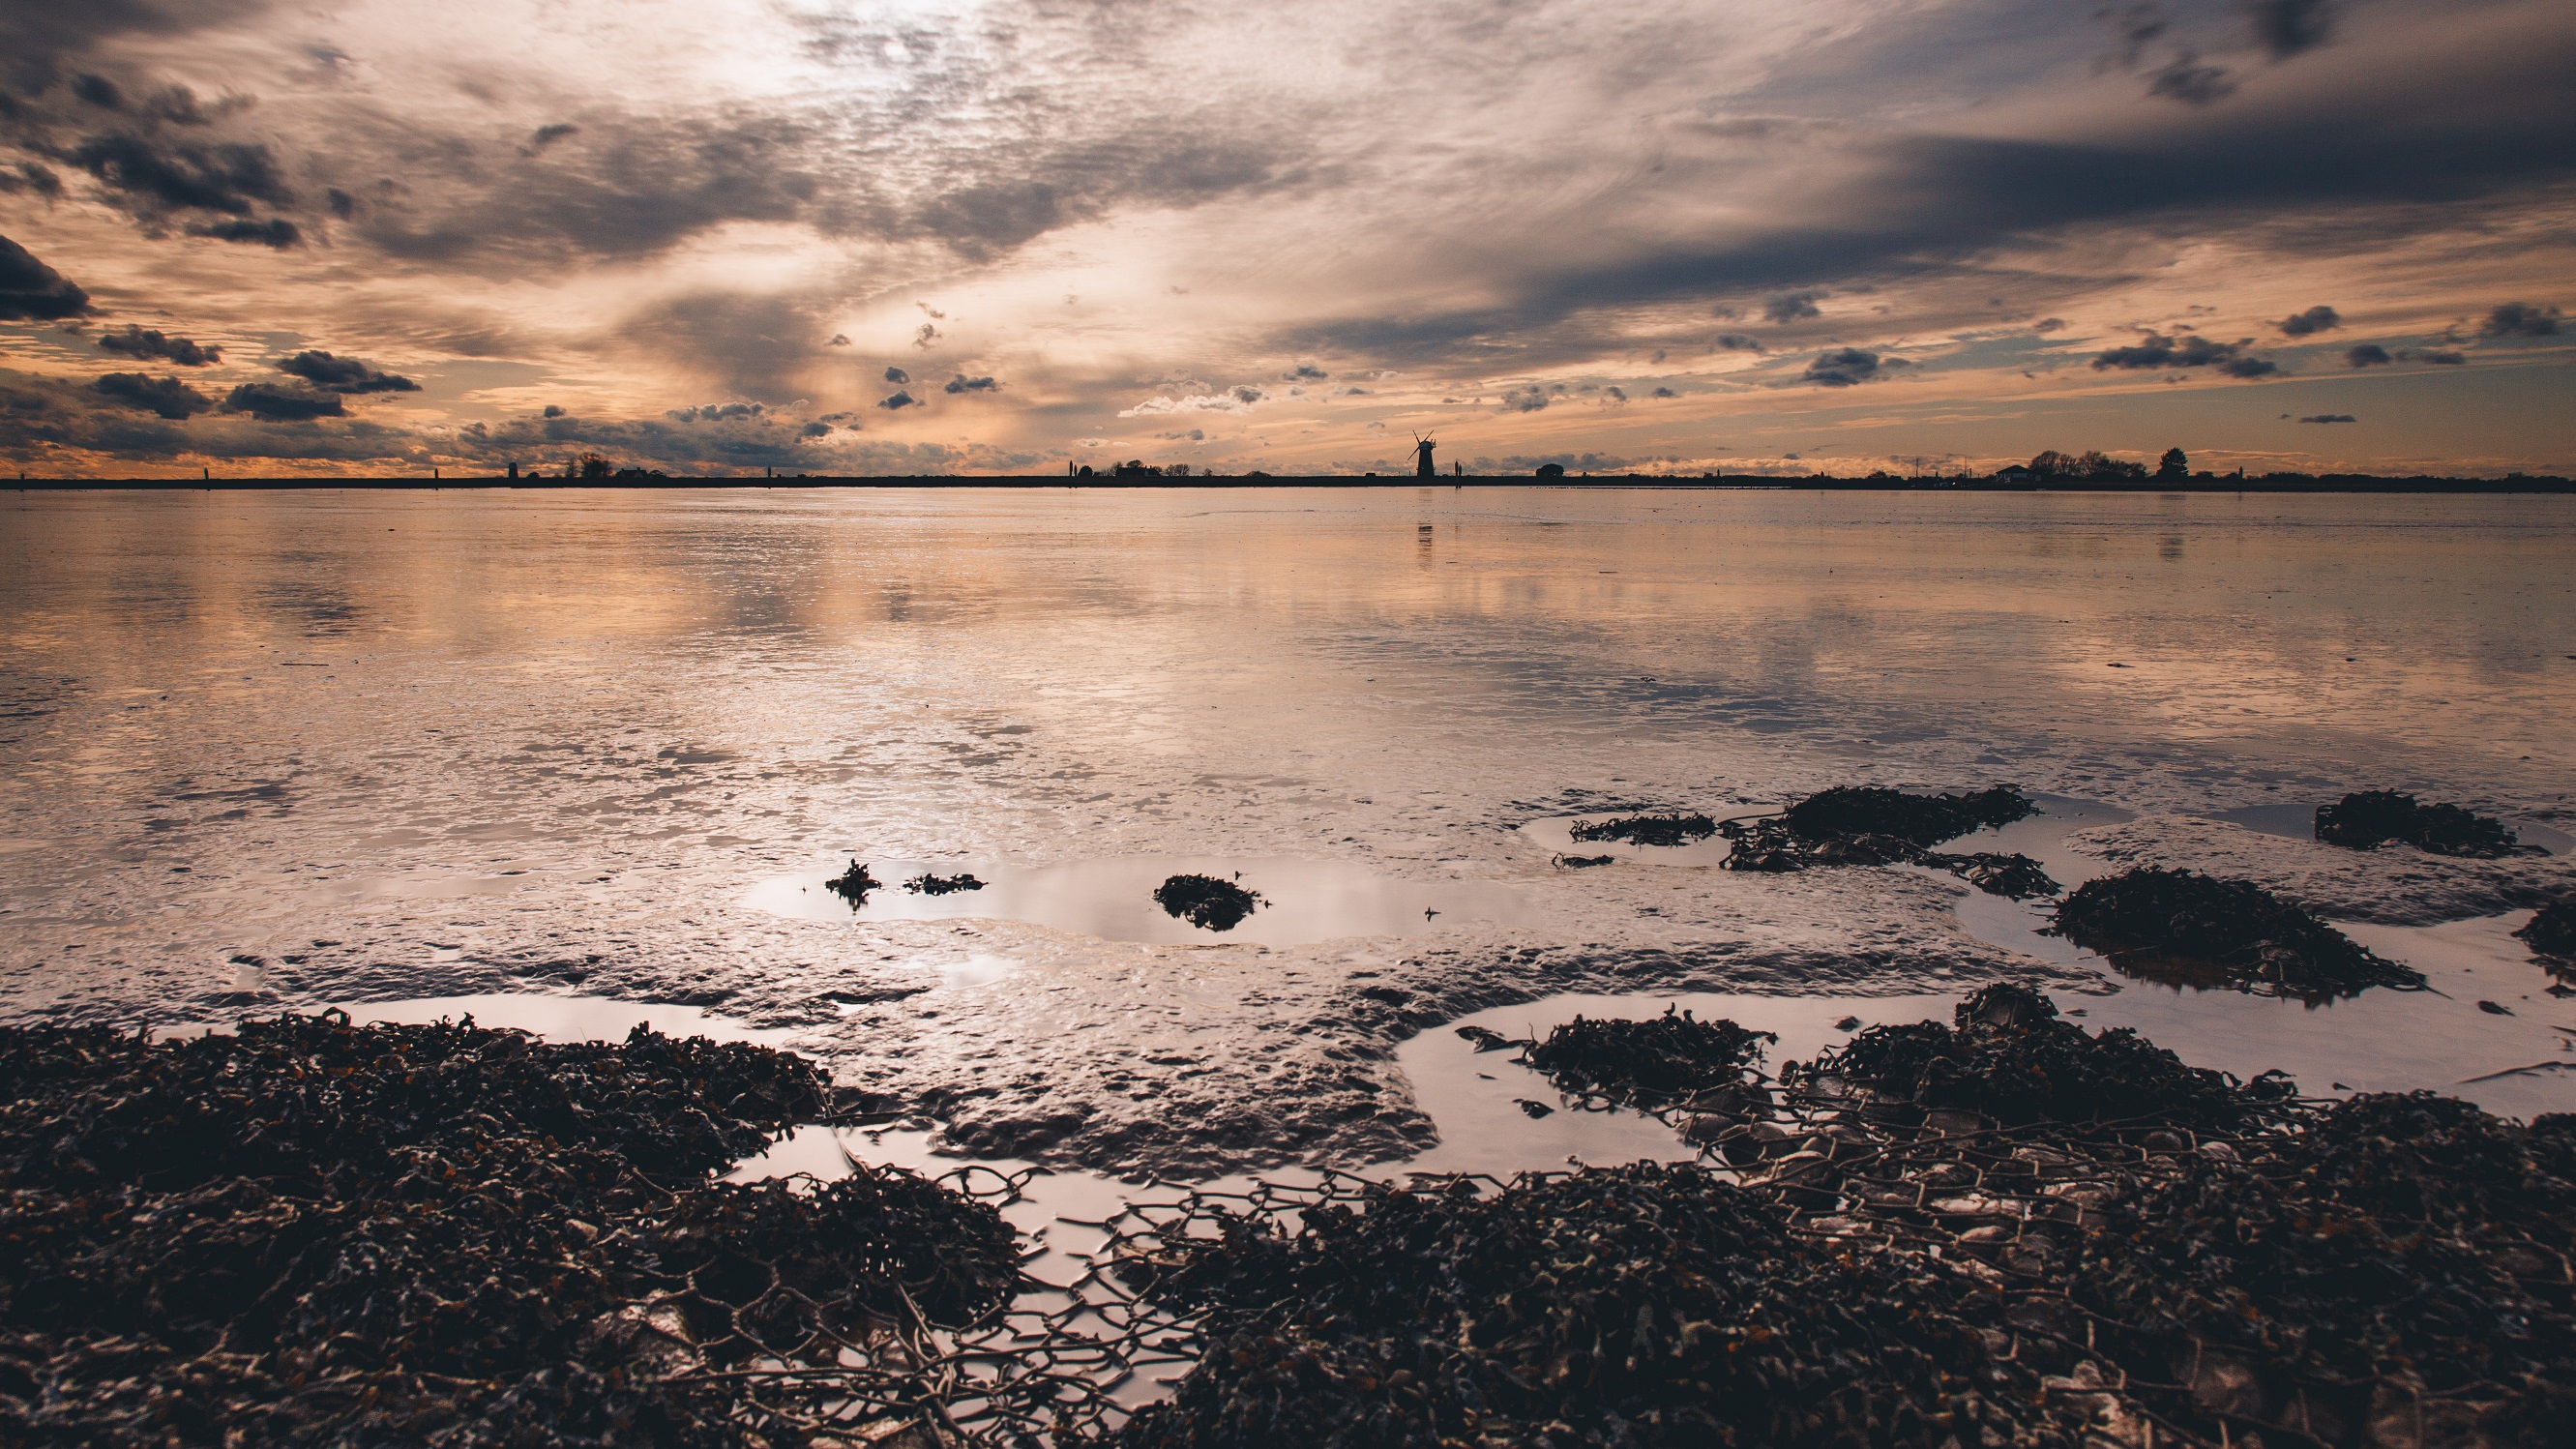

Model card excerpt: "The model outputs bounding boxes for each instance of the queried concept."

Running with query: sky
[0,0,2569,479]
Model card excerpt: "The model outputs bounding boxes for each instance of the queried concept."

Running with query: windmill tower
[1412,432,1436,478]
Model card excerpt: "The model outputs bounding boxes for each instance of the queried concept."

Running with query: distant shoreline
[8,473,2573,493]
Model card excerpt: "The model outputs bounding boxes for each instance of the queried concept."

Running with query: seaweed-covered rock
[825,859,882,905]
[2516,901,2576,960]
[1152,873,1264,932]
[2074,1093,2575,1443]
[1789,983,2295,1129]
[1115,1163,2082,1449]
[2315,789,2534,858]
[1518,1007,1775,1110]
[1720,785,2052,897]
[0,1014,1017,1447]
[1568,813,1716,847]
[2050,866,2424,999]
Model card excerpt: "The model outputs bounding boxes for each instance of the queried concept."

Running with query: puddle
[2205,802,2573,855]
[1516,813,1737,868]
[1394,989,1961,1176]
[744,856,1529,947]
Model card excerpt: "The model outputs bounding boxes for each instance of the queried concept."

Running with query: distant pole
[201,466,209,481]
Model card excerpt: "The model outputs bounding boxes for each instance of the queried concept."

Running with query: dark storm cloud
[2091,333,2273,373]
[0,0,270,65]
[877,391,917,409]
[2345,343,2390,367]
[66,133,293,218]
[94,370,210,418]
[2480,302,2562,337]
[943,374,997,394]
[1803,347,1884,386]
[0,162,66,197]
[2297,413,2356,423]
[98,324,218,365]
[188,218,301,248]
[221,383,344,421]
[0,234,90,320]
[2250,0,2339,59]
[883,367,908,384]
[1762,291,1823,323]
[2277,305,2340,336]
[279,350,419,394]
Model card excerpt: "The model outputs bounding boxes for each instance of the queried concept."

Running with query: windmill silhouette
[1412,431,1436,477]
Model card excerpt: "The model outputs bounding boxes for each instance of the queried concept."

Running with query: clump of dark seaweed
[2514,900,2576,960]
[2315,789,2534,858]
[1554,852,1617,869]
[906,871,986,895]
[0,1013,1018,1445]
[1152,872,1264,932]
[825,858,882,905]
[1917,850,2060,900]
[1720,784,2051,897]
[2050,866,2424,999]
[1790,982,2295,1129]
[1519,1007,1777,1110]
[1568,812,1716,847]
[2074,1093,2576,1442]
[1113,1162,2084,1449]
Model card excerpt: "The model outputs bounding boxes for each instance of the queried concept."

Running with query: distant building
[1995,463,2035,482]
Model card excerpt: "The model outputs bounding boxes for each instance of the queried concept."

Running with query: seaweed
[1152,873,1264,932]
[1790,983,2295,1130]
[2049,866,2424,999]
[2315,789,2534,858]
[2515,900,2576,960]
[825,859,882,905]
[1554,853,1617,869]
[905,872,986,895]
[1568,813,1716,847]
[2073,1093,2576,1442]
[1719,785,2052,897]
[0,1013,1019,1446]
[1518,1007,1776,1111]
[1112,1162,2085,1449]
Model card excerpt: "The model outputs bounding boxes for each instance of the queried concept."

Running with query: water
[4,486,2572,1171]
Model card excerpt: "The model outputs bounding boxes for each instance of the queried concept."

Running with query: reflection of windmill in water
[1412,431,1436,477]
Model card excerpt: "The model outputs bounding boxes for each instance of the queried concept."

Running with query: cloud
[65,132,294,220]
[97,323,218,365]
[1762,291,1823,324]
[2480,302,2562,337]
[913,323,941,347]
[1496,384,1550,412]
[877,391,916,409]
[1650,386,1677,398]
[619,292,820,401]
[0,235,92,320]
[2147,55,2235,104]
[1713,334,1764,352]
[2277,305,2340,336]
[883,367,908,384]
[2251,0,2339,60]
[1603,385,1627,402]
[529,124,579,150]
[1286,364,1327,380]
[95,370,210,418]
[279,350,418,394]
[2344,343,2390,367]
[1117,385,1269,417]
[2297,413,2356,423]
[2031,317,2066,333]
[1803,347,1884,386]
[2411,348,2466,365]
[943,374,998,394]
[2090,333,2275,375]
[221,382,344,421]
[185,218,302,247]
[827,333,850,345]
[666,402,765,422]
[0,163,67,198]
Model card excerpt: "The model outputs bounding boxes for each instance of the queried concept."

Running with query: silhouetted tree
[2157,447,2188,480]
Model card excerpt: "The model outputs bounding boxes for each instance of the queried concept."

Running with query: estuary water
[3,486,2572,1168]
